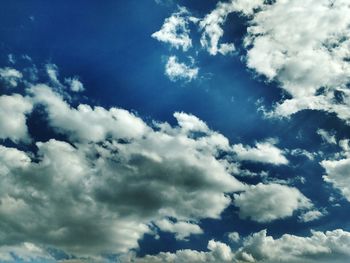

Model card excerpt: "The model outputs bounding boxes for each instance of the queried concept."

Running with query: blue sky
[1,0,350,262]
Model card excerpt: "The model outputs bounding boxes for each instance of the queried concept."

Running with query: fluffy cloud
[154,219,203,241]
[232,140,288,165]
[151,7,194,51]
[0,94,33,143]
[165,56,198,82]
[321,157,350,202]
[243,0,350,121]
[235,229,350,263]
[233,183,312,223]
[0,68,248,257]
[131,228,350,263]
[127,239,233,263]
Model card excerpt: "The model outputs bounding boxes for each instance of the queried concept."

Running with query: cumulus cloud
[131,228,350,263]
[242,0,350,121]
[232,140,288,165]
[151,7,194,51]
[127,239,233,263]
[0,65,250,257]
[154,219,203,241]
[235,228,350,263]
[233,183,312,223]
[321,157,350,202]
[165,56,198,82]
[0,94,33,143]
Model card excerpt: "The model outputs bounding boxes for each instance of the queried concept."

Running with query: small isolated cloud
[46,63,60,84]
[152,7,193,51]
[65,77,84,92]
[0,67,23,87]
[232,140,288,165]
[155,219,203,241]
[233,183,312,223]
[165,56,198,82]
[298,209,326,223]
[228,232,240,243]
[317,129,337,145]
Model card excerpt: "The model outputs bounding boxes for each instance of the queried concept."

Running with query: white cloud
[317,129,337,145]
[321,157,350,202]
[130,229,350,263]
[155,219,203,240]
[46,64,60,84]
[236,229,350,263]
[0,94,33,143]
[0,67,23,87]
[65,77,84,92]
[242,0,350,121]
[233,183,312,223]
[199,1,235,56]
[198,0,264,55]
[165,56,198,82]
[228,231,240,243]
[232,140,288,165]
[128,239,233,263]
[152,7,194,51]
[290,148,316,161]
[298,209,326,223]
[0,74,247,256]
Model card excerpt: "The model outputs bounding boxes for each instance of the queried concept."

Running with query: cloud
[317,129,337,145]
[151,7,194,51]
[154,219,203,241]
[65,77,84,92]
[127,239,233,263]
[0,67,23,87]
[242,0,350,121]
[46,64,60,84]
[298,209,326,223]
[321,157,350,202]
[0,243,53,262]
[232,139,288,165]
[228,231,240,243]
[165,56,198,82]
[0,94,33,143]
[199,1,236,56]
[233,183,312,223]
[236,229,350,263]
[0,65,248,257]
[130,228,350,263]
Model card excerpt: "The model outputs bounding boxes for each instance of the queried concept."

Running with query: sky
[0,0,350,262]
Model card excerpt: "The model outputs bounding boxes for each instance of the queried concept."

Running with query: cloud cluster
[0,62,327,261]
[0,64,254,258]
[130,228,350,263]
